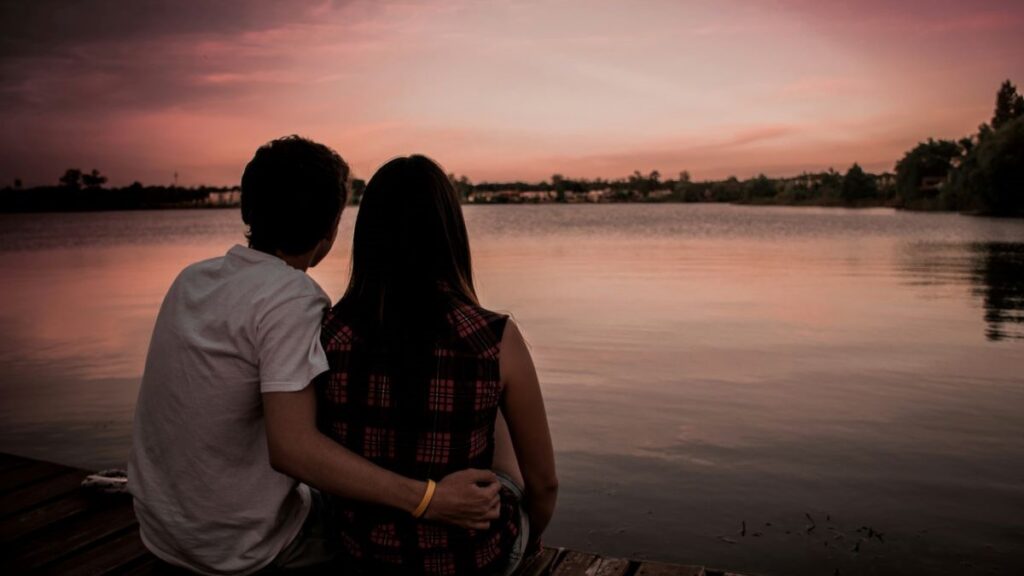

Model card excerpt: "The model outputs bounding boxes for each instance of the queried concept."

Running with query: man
[128,136,500,575]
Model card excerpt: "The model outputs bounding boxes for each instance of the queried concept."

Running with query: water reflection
[898,240,1024,342]
[971,243,1024,341]
[2,207,1023,576]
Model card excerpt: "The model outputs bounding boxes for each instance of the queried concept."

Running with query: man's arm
[264,386,501,529]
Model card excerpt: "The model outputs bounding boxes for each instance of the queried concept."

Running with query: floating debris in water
[805,512,817,534]
[718,536,738,545]
[855,525,885,543]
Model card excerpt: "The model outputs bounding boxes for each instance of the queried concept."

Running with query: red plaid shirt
[317,290,520,575]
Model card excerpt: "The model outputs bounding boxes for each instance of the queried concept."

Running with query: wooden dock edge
[0,452,752,575]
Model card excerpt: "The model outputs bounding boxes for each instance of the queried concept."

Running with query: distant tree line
[0,168,244,212]
[450,163,894,207]
[2,164,899,212]
[5,80,1020,216]
[451,81,1021,216]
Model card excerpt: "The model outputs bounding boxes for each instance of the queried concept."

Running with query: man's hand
[423,469,501,530]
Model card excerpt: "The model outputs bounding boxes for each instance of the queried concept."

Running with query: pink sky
[1,0,1022,186]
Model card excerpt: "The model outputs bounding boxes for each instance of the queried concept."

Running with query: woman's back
[317,288,522,575]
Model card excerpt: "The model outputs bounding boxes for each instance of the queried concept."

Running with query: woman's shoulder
[321,300,358,350]
[443,298,510,358]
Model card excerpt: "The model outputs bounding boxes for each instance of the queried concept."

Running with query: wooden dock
[0,453,747,575]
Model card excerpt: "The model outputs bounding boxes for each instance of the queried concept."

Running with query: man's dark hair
[241,135,349,255]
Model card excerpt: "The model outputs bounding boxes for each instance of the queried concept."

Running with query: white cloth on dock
[128,244,330,576]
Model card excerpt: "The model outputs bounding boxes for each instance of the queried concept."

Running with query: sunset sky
[1,0,1022,187]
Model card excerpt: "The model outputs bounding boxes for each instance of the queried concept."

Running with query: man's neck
[274,251,312,272]
[249,245,313,272]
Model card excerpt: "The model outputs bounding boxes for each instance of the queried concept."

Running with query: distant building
[520,190,556,203]
[208,188,241,206]
[919,176,945,194]
[875,173,896,189]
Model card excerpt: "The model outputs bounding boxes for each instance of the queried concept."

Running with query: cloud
[0,0,335,55]
[0,0,1019,186]
[775,0,1024,35]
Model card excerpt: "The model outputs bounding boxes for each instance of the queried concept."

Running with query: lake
[0,204,1022,575]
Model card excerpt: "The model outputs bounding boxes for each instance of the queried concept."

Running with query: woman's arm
[499,319,558,539]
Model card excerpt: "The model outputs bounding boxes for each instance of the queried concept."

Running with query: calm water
[1,205,1022,575]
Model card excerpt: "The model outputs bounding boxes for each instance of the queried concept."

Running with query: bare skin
[498,320,559,540]
[262,222,502,530]
[492,410,524,487]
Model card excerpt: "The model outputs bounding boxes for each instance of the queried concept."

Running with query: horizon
[1,0,1022,187]
[12,162,898,190]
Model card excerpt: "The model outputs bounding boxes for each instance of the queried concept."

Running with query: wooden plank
[0,492,97,542]
[117,558,197,576]
[589,557,632,576]
[111,556,160,576]
[7,498,138,571]
[0,469,87,517]
[0,452,33,473]
[0,459,73,493]
[635,561,705,576]
[517,547,561,576]
[551,549,600,576]
[39,528,150,576]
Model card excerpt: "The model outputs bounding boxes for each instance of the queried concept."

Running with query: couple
[128,136,558,576]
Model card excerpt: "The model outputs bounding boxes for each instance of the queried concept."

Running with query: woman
[317,155,558,575]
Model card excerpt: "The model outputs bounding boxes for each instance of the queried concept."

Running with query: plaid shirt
[317,291,520,575]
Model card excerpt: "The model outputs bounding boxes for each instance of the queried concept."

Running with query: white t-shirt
[128,245,331,576]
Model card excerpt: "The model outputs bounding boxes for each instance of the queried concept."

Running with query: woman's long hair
[340,155,477,433]
[344,154,476,320]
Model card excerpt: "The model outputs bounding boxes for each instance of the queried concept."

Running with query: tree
[709,176,743,202]
[446,174,472,202]
[894,139,962,202]
[13,178,22,189]
[743,174,776,201]
[992,79,1024,131]
[349,178,366,204]
[674,170,696,201]
[959,115,1024,216]
[841,163,877,203]
[815,169,843,201]
[550,174,566,202]
[82,169,107,189]
[626,170,661,198]
[59,168,83,190]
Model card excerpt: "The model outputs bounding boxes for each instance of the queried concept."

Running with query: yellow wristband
[412,479,436,519]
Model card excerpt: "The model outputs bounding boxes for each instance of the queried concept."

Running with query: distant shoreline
[3,197,1005,217]
[0,164,1015,218]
